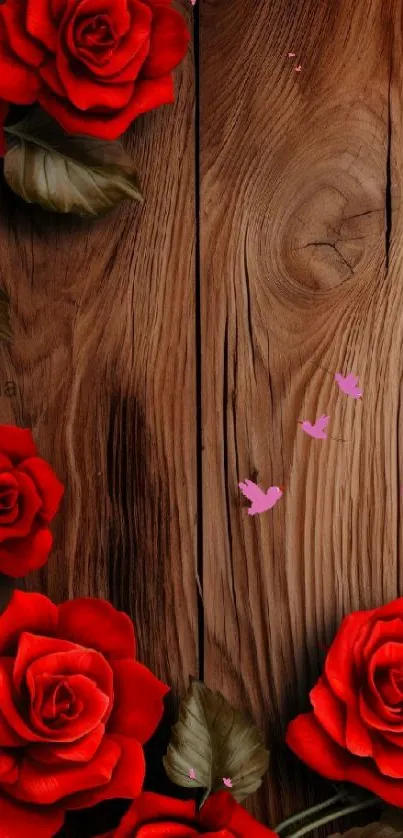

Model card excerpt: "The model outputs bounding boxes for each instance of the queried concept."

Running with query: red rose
[0,426,64,578]
[0,0,190,140]
[0,590,169,837]
[286,598,403,806]
[0,100,8,156]
[97,790,277,837]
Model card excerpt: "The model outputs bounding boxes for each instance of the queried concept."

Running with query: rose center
[0,488,18,511]
[76,15,115,49]
[41,679,77,723]
[375,667,403,707]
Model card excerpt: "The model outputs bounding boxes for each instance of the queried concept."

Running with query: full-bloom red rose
[0,590,169,837]
[0,426,64,578]
[0,0,190,141]
[98,790,277,837]
[286,597,403,806]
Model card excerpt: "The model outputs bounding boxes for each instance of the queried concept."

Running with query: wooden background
[0,0,401,829]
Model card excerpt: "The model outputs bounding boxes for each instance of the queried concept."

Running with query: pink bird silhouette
[298,414,329,439]
[335,373,362,400]
[223,778,233,788]
[238,481,284,515]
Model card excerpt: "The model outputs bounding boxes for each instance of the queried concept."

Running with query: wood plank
[200,0,401,825]
[0,0,197,695]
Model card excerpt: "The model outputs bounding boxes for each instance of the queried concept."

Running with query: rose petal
[65,734,145,809]
[39,61,67,97]
[373,737,403,779]
[55,50,135,110]
[141,6,190,78]
[0,2,44,66]
[111,792,196,835]
[359,688,403,733]
[345,704,373,757]
[371,599,403,621]
[0,525,53,578]
[0,427,37,464]
[0,591,57,656]
[108,659,169,743]
[286,712,403,807]
[310,676,346,747]
[0,712,25,748]
[29,724,105,764]
[57,599,136,660]
[26,0,59,51]
[0,657,45,742]
[19,458,64,523]
[220,792,276,837]
[38,74,174,140]
[0,794,64,838]
[0,471,42,543]
[362,618,403,667]
[325,609,376,704]
[0,473,20,524]
[0,454,13,470]
[13,633,83,691]
[0,748,18,784]
[8,735,121,805]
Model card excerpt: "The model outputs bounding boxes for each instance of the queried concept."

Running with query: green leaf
[163,680,270,805]
[4,111,143,217]
[0,289,12,343]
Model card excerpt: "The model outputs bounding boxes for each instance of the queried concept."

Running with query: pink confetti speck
[223,778,233,788]
[295,65,302,72]
[288,52,296,57]
[189,769,196,780]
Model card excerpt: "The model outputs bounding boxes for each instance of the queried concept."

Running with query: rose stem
[286,797,380,838]
[275,791,346,833]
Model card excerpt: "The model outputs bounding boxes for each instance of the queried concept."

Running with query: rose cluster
[0,590,169,837]
[0,0,190,154]
[287,598,403,806]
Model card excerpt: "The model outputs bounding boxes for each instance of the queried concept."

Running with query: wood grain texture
[200,0,403,826]
[0,0,197,695]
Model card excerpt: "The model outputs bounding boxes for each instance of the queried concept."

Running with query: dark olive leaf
[4,111,143,217]
[0,289,12,343]
[381,809,403,833]
[163,681,269,805]
[329,825,393,838]
[329,809,403,838]
[0,574,16,616]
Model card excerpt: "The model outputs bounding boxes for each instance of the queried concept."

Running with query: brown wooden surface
[1,0,403,830]
[200,0,402,826]
[0,1,197,697]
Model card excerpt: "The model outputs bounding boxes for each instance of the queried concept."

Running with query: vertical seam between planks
[194,0,205,682]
